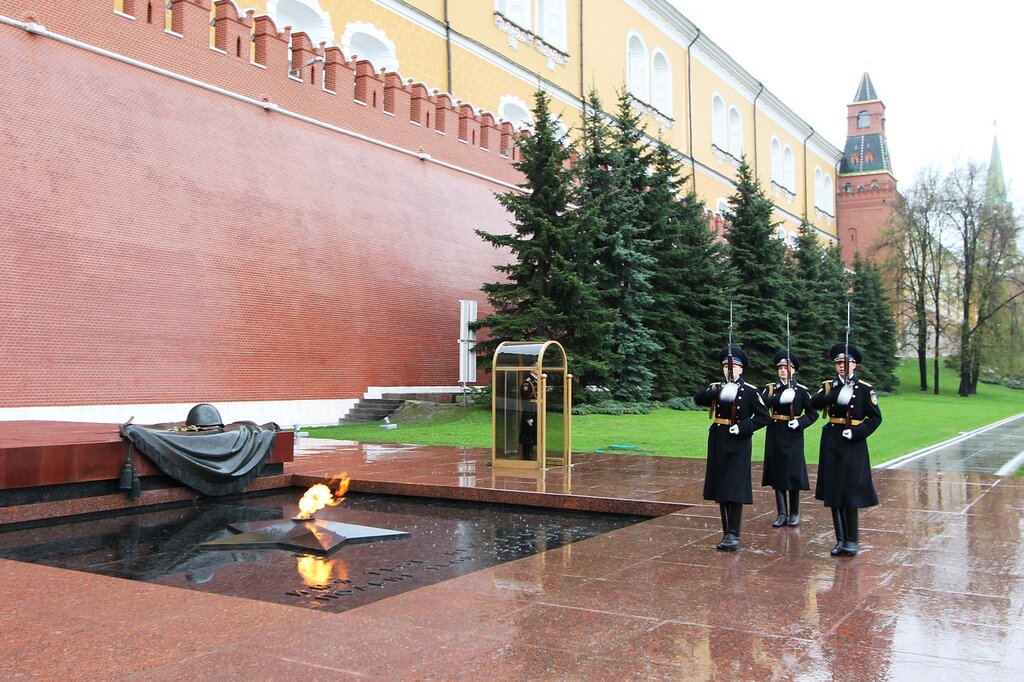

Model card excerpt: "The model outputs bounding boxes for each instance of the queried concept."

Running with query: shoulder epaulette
[859,380,873,387]
[765,383,774,395]
[796,383,808,390]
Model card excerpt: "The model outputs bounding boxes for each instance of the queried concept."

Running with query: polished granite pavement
[884,413,1024,476]
[2,439,1023,680]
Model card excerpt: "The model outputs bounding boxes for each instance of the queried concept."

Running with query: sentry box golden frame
[491,341,572,469]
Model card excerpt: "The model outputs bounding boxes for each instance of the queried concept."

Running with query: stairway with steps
[340,398,405,424]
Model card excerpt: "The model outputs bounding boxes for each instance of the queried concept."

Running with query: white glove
[527,419,534,427]
[728,424,740,435]
[788,419,799,430]
[842,428,853,440]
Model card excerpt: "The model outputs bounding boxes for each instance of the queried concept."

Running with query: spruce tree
[721,159,788,385]
[849,253,899,391]
[645,140,731,398]
[473,90,613,384]
[790,221,845,383]
[575,90,659,401]
[605,90,660,401]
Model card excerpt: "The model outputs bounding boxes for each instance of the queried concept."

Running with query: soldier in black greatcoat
[810,343,882,556]
[761,351,816,527]
[694,345,770,551]
[518,375,538,459]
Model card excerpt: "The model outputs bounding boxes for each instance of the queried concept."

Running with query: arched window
[496,0,530,28]
[770,137,782,183]
[627,34,649,103]
[857,109,870,128]
[814,168,824,209]
[269,0,335,48]
[783,145,795,191]
[499,96,532,131]
[712,95,726,149]
[824,174,834,213]
[651,51,671,115]
[716,198,729,215]
[727,106,742,157]
[342,22,398,72]
[548,114,569,144]
[537,0,566,51]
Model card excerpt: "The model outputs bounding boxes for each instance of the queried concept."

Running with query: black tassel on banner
[130,475,141,500]
[119,456,133,490]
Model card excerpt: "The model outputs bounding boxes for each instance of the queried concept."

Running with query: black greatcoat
[810,375,882,508]
[760,382,816,490]
[694,379,770,504]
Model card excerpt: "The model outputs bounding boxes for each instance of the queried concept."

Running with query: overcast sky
[669,1,1022,206]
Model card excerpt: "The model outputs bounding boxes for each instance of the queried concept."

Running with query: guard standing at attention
[761,351,816,527]
[694,345,770,551]
[811,343,882,556]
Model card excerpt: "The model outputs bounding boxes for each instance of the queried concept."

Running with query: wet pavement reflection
[0,491,643,613]
[885,413,1024,474]
[2,440,1024,679]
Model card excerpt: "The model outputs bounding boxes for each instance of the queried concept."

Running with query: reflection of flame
[296,555,348,586]
[295,474,350,519]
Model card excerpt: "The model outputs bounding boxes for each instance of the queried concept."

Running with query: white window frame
[727,106,742,158]
[626,33,649,103]
[651,49,671,116]
[712,94,726,150]
[536,0,567,51]
[341,21,398,73]
[770,137,782,183]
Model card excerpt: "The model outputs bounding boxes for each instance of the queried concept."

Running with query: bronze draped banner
[119,421,277,496]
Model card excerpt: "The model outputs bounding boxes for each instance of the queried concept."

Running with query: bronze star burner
[200,517,411,555]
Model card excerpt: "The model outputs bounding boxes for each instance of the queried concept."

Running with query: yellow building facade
[253,0,840,242]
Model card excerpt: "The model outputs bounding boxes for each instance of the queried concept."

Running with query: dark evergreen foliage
[645,139,730,398]
[790,222,850,384]
[473,90,614,385]
[575,90,659,401]
[849,254,899,390]
[720,160,788,384]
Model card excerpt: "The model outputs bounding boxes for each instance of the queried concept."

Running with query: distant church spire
[986,129,1007,203]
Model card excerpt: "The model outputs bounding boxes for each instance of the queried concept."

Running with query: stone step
[340,399,405,424]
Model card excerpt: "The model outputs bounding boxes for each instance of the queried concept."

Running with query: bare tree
[945,162,1023,396]
[879,168,949,393]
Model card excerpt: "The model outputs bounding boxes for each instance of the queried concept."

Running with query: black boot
[829,507,845,556]
[772,489,788,527]
[787,491,800,526]
[717,502,742,551]
[841,507,859,556]
[715,503,733,549]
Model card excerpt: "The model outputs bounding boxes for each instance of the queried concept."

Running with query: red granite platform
[1,439,1022,679]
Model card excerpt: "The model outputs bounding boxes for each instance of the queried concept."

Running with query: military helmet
[185,403,223,428]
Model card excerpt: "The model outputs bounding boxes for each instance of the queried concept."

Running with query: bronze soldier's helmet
[186,403,223,428]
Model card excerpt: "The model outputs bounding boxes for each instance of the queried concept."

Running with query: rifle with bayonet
[836,302,854,426]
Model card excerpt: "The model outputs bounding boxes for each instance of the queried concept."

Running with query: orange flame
[295,474,350,519]
[296,555,350,588]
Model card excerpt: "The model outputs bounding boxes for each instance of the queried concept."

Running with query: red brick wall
[0,1,521,407]
[836,174,897,265]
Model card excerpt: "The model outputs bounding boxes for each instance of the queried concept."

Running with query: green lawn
[306,359,1022,466]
